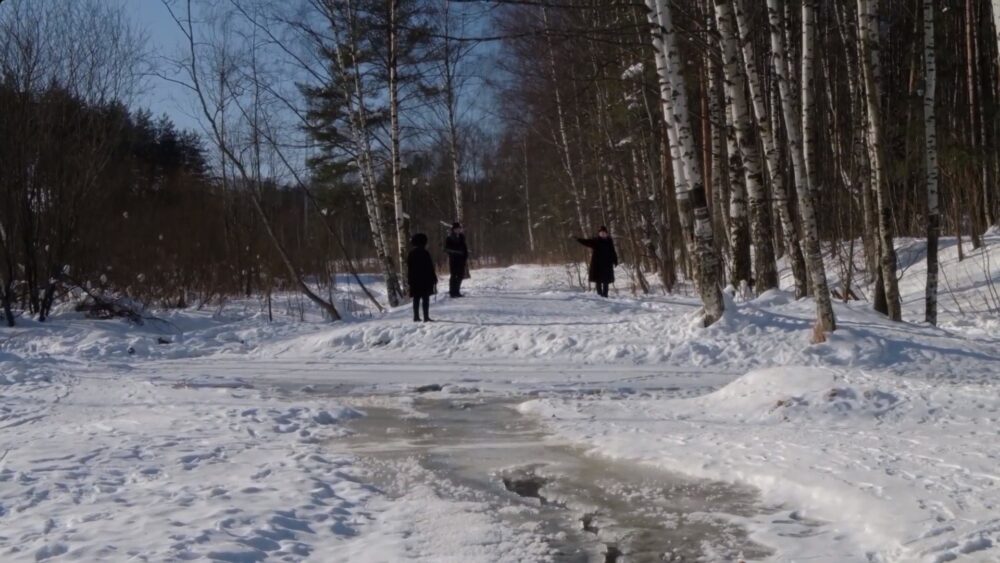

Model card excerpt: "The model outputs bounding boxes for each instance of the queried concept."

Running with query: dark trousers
[412,296,429,320]
[449,262,465,296]
[596,282,610,297]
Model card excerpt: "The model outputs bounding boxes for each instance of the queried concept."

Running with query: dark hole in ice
[604,543,622,563]
[414,384,443,393]
[501,474,548,504]
[581,512,599,534]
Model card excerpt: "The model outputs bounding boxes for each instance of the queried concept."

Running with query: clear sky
[125,0,203,133]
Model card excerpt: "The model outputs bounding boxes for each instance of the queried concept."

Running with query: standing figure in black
[576,226,618,297]
[444,222,469,298]
[407,233,437,322]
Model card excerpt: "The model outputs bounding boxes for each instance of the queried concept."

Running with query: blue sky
[125,1,203,132]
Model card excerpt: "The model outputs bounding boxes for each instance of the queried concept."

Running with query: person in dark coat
[444,222,469,298]
[407,233,437,322]
[576,226,618,297]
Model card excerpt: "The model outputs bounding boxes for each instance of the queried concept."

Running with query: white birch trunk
[389,0,409,294]
[725,101,751,289]
[767,0,836,332]
[648,0,724,325]
[707,41,731,259]
[715,0,778,293]
[733,0,807,297]
[857,0,902,321]
[522,137,535,254]
[333,0,403,306]
[644,1,694,252]
[801,0,819,197]
[924,0,940,325]
[993,1,1000,91]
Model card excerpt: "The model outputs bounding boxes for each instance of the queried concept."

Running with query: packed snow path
[3,242,1000,561]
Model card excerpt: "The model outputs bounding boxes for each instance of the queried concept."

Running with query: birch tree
[300,0,404,307]
[924,0,940,325]
[643,2,695,255]
[767,0,836,333]
[856,0,901,321]
[724,102,751,290]
[380,0,431,295]
[993,1,1000,78]
[388,0,409,293]
[522,136,535,254]
[733,0,807,298]
[647,0,724,325]
[715,0,778,294]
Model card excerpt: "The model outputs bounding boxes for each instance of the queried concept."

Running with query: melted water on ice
[340,396,774,562]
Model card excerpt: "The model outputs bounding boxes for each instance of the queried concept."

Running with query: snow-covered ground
[2,232,999,561]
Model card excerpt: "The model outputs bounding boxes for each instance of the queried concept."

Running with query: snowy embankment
[1,232,998,561]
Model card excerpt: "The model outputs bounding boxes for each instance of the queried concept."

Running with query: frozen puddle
[338,396,778,562]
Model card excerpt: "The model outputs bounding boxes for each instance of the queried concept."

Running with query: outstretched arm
[576,237,596,249]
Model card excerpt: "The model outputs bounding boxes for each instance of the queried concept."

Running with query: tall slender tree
[767,0,836,332]
[301,0,404,307]
[993,1,1000,78]
[733,0,808,298]
[924,0,940,325]
[715,0,778,294]
[648,0,725,325]
[856,0,901,321]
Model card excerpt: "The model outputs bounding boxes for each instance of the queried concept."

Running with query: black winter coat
[577,237,618,283]
[407,247,438,298]
[444,233,468,270]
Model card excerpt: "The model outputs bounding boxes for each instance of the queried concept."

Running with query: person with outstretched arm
[407,233,437,322]
[444,222,469,298]
[575,225,618,297]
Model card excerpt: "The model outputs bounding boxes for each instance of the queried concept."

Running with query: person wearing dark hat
[407,233,437,322]
[575,226,618,297]
[444,222,469,298]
